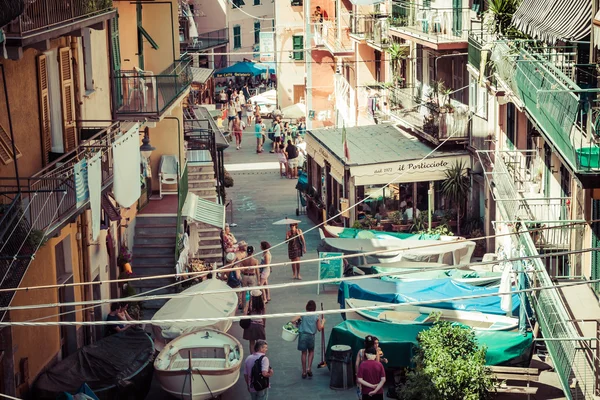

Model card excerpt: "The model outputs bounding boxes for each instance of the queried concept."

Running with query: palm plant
[486,0,520,35]
[441,160,470,235]
[386,43,408,81]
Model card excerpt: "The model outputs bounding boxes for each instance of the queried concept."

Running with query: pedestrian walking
[285,140,300,179]
[228,100,237,123]
[223,252,243,310]
[277,144,287,178]
[244,340,273,400]
[243,290,267,356]
[230,116,244,150]
[356,347,386,400]
[259,241,271,303]
[236,95,244,120]
[286,223,306,280]
[240,245,260,312]
[255,117,264,153]
[290,300,326,379]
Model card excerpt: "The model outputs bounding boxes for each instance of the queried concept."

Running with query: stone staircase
[187,150,223,267]
[132,215,177,310]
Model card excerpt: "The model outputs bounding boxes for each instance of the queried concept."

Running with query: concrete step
[136,216,177,226]
[188,178,215,185]
[133,246,174,256]
[196,250,223,258]
[197,244,222,251]
[131,266,174,276]
[188,182,216,190]
[137,277,176,288]
[197,228,220,234]
[142,299,170,310]
[188,172,214,180]
[135,226,177,236]
[133,256,175,265]
[188,167,214,175]
[134,243,174,248]
[134,236,174,245]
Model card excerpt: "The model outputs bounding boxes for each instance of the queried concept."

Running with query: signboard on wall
[317,252,343,294]
[259,32,274,62]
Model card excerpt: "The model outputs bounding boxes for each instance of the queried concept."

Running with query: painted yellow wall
[11,223,83,385]
[142,0,180,74]
[147,106,185,189]
[115,3,139,71]
[78,24,112,121]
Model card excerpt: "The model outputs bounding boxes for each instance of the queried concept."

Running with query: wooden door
[293,85,305,105]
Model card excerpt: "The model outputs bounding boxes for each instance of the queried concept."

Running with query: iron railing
[113,55,193,118]
[5,0,113,37]
[175,162,188,262]
[350,14,390,48]
[0,122,121,236]
[387,86,470,141]
[389,6,471,43]
[182,28,229,52]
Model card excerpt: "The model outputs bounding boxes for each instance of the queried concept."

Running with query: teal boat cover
[338,278,520,316]
[326,320,533,369]
[373,266,501,283]
[338,228,441,240]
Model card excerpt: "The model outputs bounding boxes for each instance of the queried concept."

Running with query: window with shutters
[233,25,241,49]
[82,28,94,93]
[254,21,260,44]
[232,0,245,8]
[37,54,52,165]
[0,123,22,165]
[59,47,77,153]
[254,0,260,4]
[292,35,303,60]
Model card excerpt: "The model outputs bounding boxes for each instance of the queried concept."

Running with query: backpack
[251,355,269,391]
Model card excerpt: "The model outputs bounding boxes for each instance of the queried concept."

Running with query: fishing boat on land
[345,298,518,331]
[322,225,459,241]
[339,278,520,316]
[152,277,238,351]
[326,320,533,369]
[34,330,155,400]
[154,329,243,400]
[372,265,502,286]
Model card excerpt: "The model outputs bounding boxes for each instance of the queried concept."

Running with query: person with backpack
[244,339,273,399]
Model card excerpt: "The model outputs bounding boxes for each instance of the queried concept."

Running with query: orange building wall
[311,50,335,128]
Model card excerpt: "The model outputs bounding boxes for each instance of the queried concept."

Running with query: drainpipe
[305,0,313,130]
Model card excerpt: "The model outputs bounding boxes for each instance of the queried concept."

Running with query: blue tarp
[338,278,520,316]
[214,62,266,78]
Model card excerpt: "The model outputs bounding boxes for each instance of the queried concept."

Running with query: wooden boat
[373,266,502,287]
[345,298,518,331]
[152,277,238,351]
[154,329,243,400]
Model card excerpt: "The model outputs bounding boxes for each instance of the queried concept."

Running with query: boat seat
[179,347,225,359]
[171,358,227,370]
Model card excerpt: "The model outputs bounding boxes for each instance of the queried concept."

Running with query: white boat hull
[154,329,244,400]
[345,298,518,331]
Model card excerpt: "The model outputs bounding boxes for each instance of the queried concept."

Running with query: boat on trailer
[154,329,243,400]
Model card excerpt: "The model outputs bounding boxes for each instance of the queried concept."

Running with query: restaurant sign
[350,155,470,185]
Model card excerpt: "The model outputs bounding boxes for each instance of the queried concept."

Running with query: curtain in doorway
[88,151,102,241]
[112,124,141,208]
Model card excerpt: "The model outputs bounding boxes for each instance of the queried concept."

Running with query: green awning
[182,192,225,229]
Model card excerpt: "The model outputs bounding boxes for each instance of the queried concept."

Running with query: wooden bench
[490,366,540,398]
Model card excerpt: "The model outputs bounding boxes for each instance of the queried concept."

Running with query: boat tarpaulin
[326,320,533,369]
[337,228,440,240]
[34,330,154,397]
[511,0,592,43]
[338,278,521,316]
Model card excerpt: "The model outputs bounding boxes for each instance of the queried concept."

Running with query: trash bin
[329,344,354,390]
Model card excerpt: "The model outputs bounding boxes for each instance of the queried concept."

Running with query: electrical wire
[2,277,599,327]
[5,243,595,313]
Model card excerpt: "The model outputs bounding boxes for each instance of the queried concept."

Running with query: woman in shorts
[290,300,325,379]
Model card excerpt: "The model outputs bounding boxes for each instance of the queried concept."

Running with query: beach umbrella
[273,217,302,225]
[214,62,265,78]
[281,103,306,119]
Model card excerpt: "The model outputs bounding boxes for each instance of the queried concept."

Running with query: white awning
[306,134,326,167]
[350,155,471,186]
[349,0,383,4]
[182,193,225,229]
[512,0,591,43]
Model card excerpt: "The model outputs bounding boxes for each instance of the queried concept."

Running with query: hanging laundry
[112,124,141,208]
[88,151,102,241]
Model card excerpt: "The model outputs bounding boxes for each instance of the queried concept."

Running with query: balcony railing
[182,28,229,52]
[0,122,121,236]
[5,0,114,37]
[389,6,471,48]
[113,55,193,119]
[350,14,390,48]
[387,86,469,143]
[492,43,600,177]
[468,30,496,73]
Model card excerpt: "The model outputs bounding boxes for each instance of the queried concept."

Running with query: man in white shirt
[403,201,420,221]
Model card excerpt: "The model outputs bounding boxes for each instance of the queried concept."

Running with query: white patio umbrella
[273,217,302,225]
[281,103,306,119]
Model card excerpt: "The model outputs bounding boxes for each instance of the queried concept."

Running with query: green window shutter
[292,35,303,60]
[234,25,241,49]
[254,21,261,44]
[232,0,245,8]
[254,0,260,5]
[110,17,123,109]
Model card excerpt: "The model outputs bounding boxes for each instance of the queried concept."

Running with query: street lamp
[140,127,156,159]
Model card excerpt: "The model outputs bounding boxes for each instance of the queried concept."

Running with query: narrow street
[147,125,356,400]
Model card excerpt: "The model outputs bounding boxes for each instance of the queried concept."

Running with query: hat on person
[251,289,262,297]
[226,252,236,262]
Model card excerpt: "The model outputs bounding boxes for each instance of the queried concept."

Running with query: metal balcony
[387,86,470,145]
[389,6,471,50]
[350,14,390,50]
[113,55,193,120]
[181,28,229,52]
[4,0,115,58]
[0,122,122,237]
[490,43,600,186]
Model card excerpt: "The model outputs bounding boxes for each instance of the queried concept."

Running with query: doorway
[92,275,103,342]
[55,237,77,359]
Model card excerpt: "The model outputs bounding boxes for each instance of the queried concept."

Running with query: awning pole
[428,181,434,230]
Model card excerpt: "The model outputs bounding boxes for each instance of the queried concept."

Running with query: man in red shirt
[356,347,386,400]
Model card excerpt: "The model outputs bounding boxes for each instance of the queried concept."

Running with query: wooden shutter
[37,54,52,165]
[0,123,22,165]
[58,47,77,153]
[110,17,123,109]
[293,35,304,60]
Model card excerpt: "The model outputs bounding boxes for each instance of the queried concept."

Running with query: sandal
[302,373,307,379]
[307,370,313,378]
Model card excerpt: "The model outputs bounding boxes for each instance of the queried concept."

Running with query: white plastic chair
[159,155,179,198]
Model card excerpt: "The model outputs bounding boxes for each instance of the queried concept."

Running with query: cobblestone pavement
[146,125,358,400]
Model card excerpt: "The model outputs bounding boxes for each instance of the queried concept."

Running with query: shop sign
[259,32,274,62]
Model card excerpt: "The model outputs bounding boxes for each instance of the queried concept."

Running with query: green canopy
[326,320,533,370]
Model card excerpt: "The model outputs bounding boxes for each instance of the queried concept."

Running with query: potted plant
[441,160,471,235]
[117,244,132,268]
[389,210,405,231]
